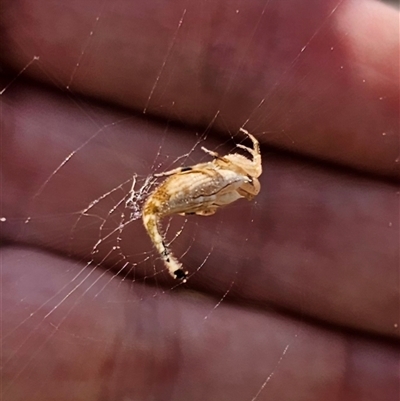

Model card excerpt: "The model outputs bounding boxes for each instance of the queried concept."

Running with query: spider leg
[195,207,217,216]
[236,142,261,163]
[155,163,216,178]
[237,177,261,200]
[239,129,261,157]
[236,143,253,153]
[180,209,217,216]
[201,146,220,159]
[237,129,262,177]
[154,167,186,177]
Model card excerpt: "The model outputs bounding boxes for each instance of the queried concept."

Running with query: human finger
[2,0,399,176]
[2,247,399,401]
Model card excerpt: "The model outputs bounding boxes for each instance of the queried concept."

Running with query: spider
[142,128,262,282]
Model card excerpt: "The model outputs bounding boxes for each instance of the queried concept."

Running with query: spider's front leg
[237,176,261,200]
[237,129,262,178]
[201,146,220,159]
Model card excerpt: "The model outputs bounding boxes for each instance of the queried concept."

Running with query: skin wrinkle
[111,281,184,401]
[97,331,121,401]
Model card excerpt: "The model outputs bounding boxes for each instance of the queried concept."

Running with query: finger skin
[2,247,399,401]
[1,1,398,399]
[2,83,399,339]
[2,0,399,176]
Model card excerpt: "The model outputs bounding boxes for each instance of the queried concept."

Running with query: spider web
[1,1,398,400]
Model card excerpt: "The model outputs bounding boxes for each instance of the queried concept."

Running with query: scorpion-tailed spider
[142,128,262,282]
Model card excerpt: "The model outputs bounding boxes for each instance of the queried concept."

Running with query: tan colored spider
[142,128,262,282]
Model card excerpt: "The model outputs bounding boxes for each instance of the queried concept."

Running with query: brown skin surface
[1,0,399,400]
[2,0,399,176]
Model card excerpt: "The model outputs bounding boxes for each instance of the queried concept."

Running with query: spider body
[142,129,262,281]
